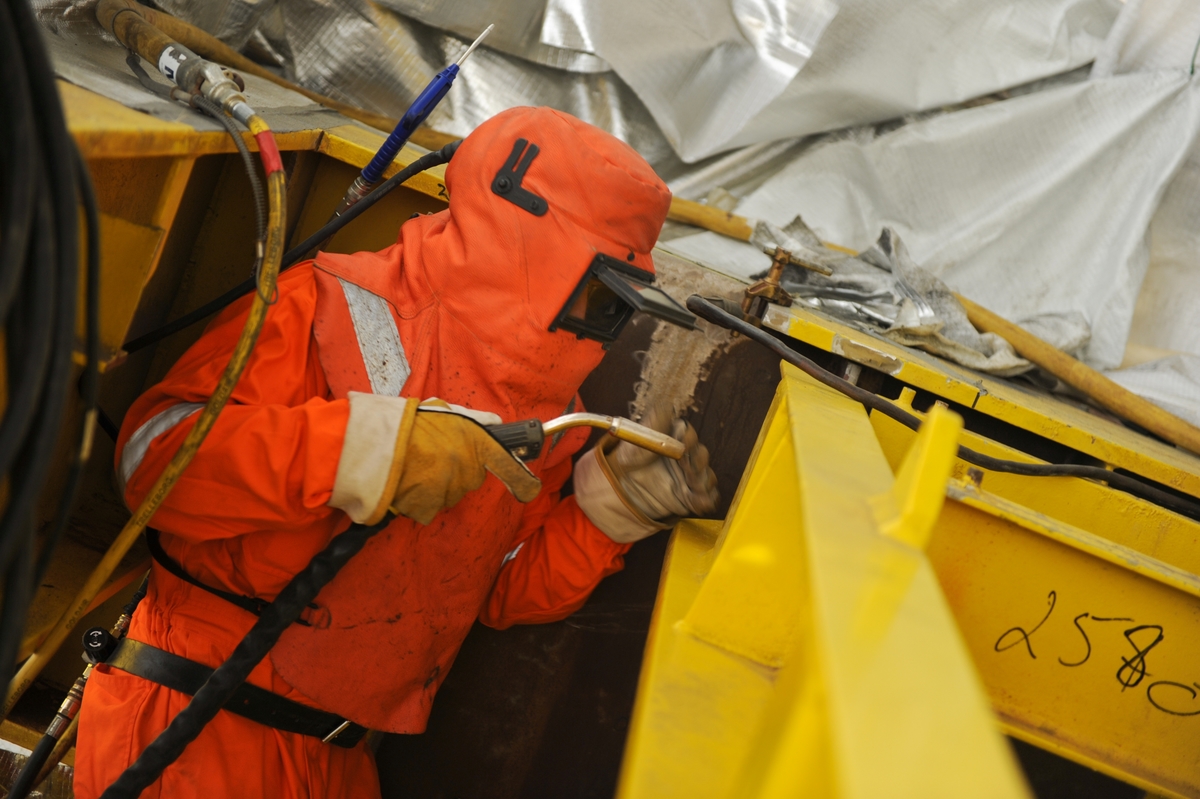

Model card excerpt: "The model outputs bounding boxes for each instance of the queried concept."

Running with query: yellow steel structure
[760,304,1200,501]
[727,300,1200,797]
[617,362,1030,799]
[61,80,448,365]
[873,396,1200,799]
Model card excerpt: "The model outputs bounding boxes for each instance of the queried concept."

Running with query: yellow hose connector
[2,115,288,718]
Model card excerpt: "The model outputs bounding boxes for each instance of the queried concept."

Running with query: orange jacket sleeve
[480,423,632,630]
[117,267,349,542]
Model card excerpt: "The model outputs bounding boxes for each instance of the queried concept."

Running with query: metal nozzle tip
[456,24,494,66]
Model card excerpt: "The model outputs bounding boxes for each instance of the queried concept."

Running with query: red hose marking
[254,131,284,174]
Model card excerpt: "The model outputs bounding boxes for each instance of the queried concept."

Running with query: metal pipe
[542,413,685,459]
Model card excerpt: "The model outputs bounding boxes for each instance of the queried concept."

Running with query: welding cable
[121,140,460,355]
[0,0,86,688]
[99,514,394,798]
[686,296,1200,520]
[2,119,288,719]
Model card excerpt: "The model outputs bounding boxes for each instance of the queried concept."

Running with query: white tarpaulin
[544,0,1121,161]
[662,69,1200,370]
[542,0,838,161]
[1103,0,1200,428]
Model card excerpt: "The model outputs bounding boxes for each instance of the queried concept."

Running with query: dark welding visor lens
[551,254,698,345]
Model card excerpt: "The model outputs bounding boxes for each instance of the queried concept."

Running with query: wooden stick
[667,197,753,241]
[955,293,1200,456]
[666,196,858,255]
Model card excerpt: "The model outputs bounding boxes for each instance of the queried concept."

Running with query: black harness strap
[146,529,314,626]
[107,639,367,748]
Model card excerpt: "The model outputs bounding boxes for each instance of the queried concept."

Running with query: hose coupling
[192,61,254,123]
[333,175,378,216]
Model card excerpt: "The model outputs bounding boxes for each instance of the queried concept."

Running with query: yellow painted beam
[870,394,1200,579]
[873,405,1200,797]
[61,81,322,160]
[618,362,1028,799]
[760,302,1200,500]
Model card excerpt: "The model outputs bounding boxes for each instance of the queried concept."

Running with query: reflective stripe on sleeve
[339,278,410,396]
[118,402,205,493]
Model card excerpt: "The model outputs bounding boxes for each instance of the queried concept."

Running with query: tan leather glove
[329,394,541,526]
[391,401,542,524]
[574,404,718,543]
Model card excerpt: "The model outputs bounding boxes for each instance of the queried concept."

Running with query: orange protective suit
[75,107,672,798]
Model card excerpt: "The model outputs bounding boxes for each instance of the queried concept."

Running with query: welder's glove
[329,393,541,526]
[574,404,718,544]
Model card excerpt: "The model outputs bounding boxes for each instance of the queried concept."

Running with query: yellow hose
[2,122,287,718]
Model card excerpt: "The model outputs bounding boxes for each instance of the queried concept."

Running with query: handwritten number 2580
[992,590,1191,717]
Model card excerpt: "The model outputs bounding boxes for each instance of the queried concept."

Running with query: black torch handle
[486,420,545,461]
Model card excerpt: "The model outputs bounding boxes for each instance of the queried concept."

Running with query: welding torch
[488,414,685,462]
[333,24,494,216]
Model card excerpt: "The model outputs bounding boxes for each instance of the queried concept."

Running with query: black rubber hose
[191,94,266,276]
[686,296,1200,520]
[0,0,35,323]
[0,0,85,688]
[124,52,268,282]
[99,515,393,798]
[0,0,79,576]
[121,141,460,355]
[0,191,57,485]
[6,707,55,799]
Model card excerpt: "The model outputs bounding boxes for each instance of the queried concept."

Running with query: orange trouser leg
[75,666,381,799]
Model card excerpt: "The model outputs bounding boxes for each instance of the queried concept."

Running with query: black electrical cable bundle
[99,515,393,799]
[0,0,99,691]
[121,141,461,355]
[686,296,1200,520]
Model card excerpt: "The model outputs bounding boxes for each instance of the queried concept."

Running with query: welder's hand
[390,400,543,525]
[574,404,718,544]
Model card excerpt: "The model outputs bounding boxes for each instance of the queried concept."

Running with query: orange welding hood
[268,107,672,730]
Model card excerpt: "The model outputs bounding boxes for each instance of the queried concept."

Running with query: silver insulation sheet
[543,0,839,161]
[542,0,1121,161]
[41,0,1124,165]
[141,0,679,167]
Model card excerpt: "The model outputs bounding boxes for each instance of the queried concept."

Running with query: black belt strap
[146,529,314,626]
[107,639,368,748]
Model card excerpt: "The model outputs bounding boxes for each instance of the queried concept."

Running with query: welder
[73,106,717,798]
